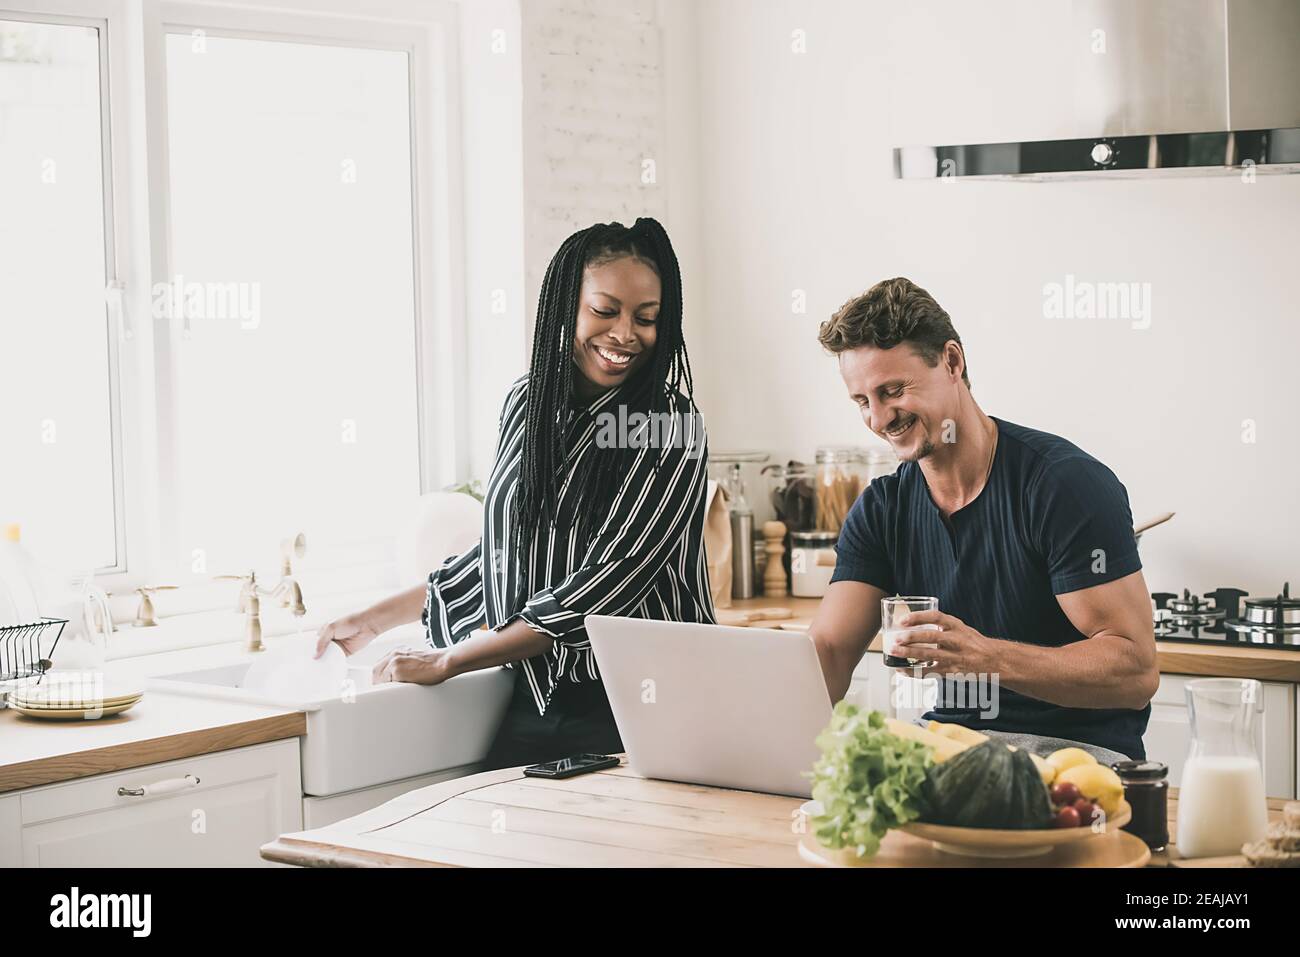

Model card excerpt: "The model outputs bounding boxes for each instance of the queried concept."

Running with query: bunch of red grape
[1050,781,1102,828]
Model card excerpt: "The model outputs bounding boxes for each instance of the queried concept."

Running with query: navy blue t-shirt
[832,417,1150,758]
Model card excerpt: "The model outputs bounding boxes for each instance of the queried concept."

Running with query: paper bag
[702,479,732,609]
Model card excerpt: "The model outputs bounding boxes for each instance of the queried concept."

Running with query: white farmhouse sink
[147,624,514,796]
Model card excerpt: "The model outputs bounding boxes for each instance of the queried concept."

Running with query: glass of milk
[1175,678,1268,859]
[881,596,940,669]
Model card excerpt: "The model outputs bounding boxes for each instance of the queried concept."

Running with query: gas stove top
[1152,583,1300,649]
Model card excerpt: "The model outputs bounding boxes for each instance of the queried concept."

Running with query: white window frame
[2,0,136,576]
[143,0,467,602]
[8,0,469,621]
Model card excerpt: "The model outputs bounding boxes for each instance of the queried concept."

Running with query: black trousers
[481,667,623,771]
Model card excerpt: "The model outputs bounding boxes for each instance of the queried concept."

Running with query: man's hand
[889,571,1157,710]
[372,648,457,686]
[891,610,1002,677]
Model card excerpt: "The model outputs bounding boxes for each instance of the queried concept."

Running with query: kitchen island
[258,582,1294,868]
[260,756,1290,867]
[259,592,1300,866]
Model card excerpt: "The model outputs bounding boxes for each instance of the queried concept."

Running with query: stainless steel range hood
[893,0,1300,180]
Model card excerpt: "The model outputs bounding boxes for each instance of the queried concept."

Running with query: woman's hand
[371,648,457,686]
[314,611,381,658]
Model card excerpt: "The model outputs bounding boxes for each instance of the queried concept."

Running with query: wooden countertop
[0,693,305,793]
[0,631,346,794]
[721,596,1300,682]
[261,758,1290,868]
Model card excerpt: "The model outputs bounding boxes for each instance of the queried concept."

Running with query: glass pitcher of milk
[1175,678,1268,858]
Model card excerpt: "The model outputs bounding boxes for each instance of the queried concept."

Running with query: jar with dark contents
[1110,760,1169,851]
[762,462,816,581]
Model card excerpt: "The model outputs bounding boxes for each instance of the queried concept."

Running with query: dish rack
[0,618,67,702]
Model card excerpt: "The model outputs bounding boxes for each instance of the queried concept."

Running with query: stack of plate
[7,681,143,720]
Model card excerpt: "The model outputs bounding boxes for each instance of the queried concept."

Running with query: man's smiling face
[838,342,964,463]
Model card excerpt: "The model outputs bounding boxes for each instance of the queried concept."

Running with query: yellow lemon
[1046,747,1097,777]
[1058,763,1124,817]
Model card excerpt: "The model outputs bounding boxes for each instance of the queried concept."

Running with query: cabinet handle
[117,773,201,797]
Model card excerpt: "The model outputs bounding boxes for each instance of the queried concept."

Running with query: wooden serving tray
[799,825,1151,867]
[901,800,1133,858]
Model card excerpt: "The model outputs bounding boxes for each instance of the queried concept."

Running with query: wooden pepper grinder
[762,520,788,598]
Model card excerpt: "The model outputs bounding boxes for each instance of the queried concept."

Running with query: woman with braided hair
[316,218,716,768]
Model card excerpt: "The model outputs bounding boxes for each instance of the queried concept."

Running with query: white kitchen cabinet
[0,794,19,866]
[845,651,894,714]
[888,671,939,726]
[1143,674,1295,799]
[843,679,870,710]
[8,739,301,867]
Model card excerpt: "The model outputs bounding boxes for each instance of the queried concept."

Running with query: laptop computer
[585,615,834,798]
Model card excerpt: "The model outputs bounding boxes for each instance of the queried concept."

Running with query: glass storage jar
[1110,760,1169,851]
[762,462,815,584]
[790,531,838,598]
[762,462,816,534]
[814,446,865,533]
[858,446,899,486]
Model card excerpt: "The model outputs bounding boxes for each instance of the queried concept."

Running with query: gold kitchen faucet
[215,533,308,652]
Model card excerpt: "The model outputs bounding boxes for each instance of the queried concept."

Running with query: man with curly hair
[809,277,1157,762]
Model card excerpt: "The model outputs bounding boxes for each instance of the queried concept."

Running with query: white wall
[658,0,704,356]
[518,0,670,330]
[459,0,697,482]
[677,0,1300,596]
[456,0,528,482]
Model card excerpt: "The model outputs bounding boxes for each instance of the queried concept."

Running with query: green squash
[923,740,1053,830]
[1006,747,1054,828]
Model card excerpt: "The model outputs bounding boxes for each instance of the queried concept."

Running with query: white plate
[242,641,347,702]
[9,692,143,710]
[9,677,145,709]
[11,699,139,720]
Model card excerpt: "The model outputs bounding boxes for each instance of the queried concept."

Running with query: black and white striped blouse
[422,374,716,715]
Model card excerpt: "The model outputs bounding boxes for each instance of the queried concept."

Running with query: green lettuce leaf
[806,704,933,859]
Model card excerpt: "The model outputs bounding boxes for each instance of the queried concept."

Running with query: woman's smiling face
[571,256,660,397]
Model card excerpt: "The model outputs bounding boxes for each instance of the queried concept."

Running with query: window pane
[0,19,118,572]
[163,34,421,575]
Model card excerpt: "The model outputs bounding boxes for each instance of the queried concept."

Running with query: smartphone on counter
[523,753,621,779]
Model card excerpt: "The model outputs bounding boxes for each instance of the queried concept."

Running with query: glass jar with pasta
[857,446,899,485]
[814,446,865,534]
